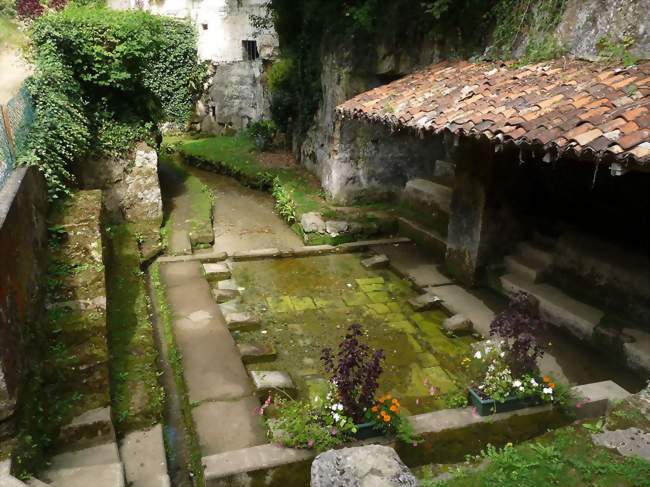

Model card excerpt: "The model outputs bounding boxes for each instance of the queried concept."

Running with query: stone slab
[40,463,125,487]
[250,371,295,395]
[58,406,115,449]
[193,398,267,456]
[212,288,240,304]
[442,314,473,334]
[49,442,120,470]
[592,427,650,460]
[217,279,241,292]
[225,312,260,332]
[203,263,231,281]
[402,178,452,214]
[119,424,170,487]
[572,380,631,420]
[361,254,390,269]
[623,328,650,376]
[430,285,495,336]
[408,293,442,311]
[237,343,277,364]
[231,248,281,260]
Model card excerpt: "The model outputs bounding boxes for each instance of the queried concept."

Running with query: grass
[0,15,26,50]
[165,134,401,244]
[150,263,204,484]
[420,424,650,487]
[159,151,214,250]
[105,224,164,434]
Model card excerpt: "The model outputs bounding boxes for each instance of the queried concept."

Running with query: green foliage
[0,0,16,17]
[271,176,297,224]
[597,35,640,67]
[267,57,296,93]
[248,119,278,151]
[20,6,205,199]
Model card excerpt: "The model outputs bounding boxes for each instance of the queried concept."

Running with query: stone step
[622,329,650,377]
[39,463,125,487]
[500,273,604,341]
[237,343,277,364]
[48,442,120,470]
[401,178,452,214]
[516,241,554,268]
[360,254,389,269]
[225,312,260,332]
[397,218,447,258]
[203,263,231,281]
[250,371,296,398]
[119,424,171,487]
[503,254,547,282]
[57,407,116,450]
[27,478,50,486]
[212,288,240,303]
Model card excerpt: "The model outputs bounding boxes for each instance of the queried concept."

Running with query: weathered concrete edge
[203,380,630,482]
[156,237,412,264]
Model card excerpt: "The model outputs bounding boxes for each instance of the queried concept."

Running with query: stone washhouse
[334,59,650,375]
[110,0,278,133]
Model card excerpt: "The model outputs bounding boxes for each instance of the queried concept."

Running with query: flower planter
[354,422,379,440]
[468,387,542,416]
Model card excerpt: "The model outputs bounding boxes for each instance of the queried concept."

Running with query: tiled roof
[337,59,650,167]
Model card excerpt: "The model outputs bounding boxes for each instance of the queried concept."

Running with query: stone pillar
[445,138,491,286]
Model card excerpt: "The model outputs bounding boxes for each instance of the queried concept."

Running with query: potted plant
[365,394,419,445]
[321,323,385,438]
[467,292,558,416]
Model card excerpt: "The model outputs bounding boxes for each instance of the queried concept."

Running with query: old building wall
[109,0,277,62]
[0,167,48,423]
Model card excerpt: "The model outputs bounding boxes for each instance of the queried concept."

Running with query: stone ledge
[202,380,628,485]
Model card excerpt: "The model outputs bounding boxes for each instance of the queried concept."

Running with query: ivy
[20,6,206,199]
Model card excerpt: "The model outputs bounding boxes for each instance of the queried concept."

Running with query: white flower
[500,352,505,358]
[530,378,538,386]
[512,380,522,388]
[331,405,337,411]
[543,387,553,395]
[333,413,340,421]
[474,351,482,359]
[337,404,343,411]
[519,386,524,392]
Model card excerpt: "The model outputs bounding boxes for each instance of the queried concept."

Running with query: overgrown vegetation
[422,425,650,486]
[20,6,205,199]
[105,224,164,433]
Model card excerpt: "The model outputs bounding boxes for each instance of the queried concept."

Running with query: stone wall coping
[203,380,630,483]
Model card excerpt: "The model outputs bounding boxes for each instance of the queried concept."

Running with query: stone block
[40,462,125,487]
[361,254,390,269]
[212,288,240,303]
[237,343,277,364]
[120,424,170,487]
[300,212,326,234]
[203,263,231,281]
[325,220,349,237]
[311,445,417,487]
[250,371,296,396]
[571,381,631,420]
[225,313,260,332]
[217,279,240,292]
[367,303,390,314]
[622,328,650,376]
[408,293,442,311]
[343,292,370,306]
[266,296,295,313]
[402,178,452,214]
[355,277,384,286]
[58,407,116,450]
[290,296,316,311]
[591,428,650,460]
[367,291,390,304]
[443,314,473,334]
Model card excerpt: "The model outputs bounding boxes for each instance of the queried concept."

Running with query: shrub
[0,0,16,16]
[271,177,296,224]
[321,323,384,423]
[489,292,547,376]
[16,0,42,18]
[248,119,277,151]
[21,6,206,198]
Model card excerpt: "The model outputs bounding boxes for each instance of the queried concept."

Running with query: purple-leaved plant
[489,292,547,376]
[321,324,384,423]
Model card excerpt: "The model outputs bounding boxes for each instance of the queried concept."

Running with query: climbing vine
[20,6,206,199]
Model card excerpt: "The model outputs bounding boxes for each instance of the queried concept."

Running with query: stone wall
[305,117,445,204]
[109,0,278,62]
[0,167,48,422]
[74,143,163,227]
[197,59,271,133]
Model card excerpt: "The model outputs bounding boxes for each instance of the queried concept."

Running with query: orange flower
[549,383,556,389]
[383,415,391,422]
[371,406,378,413]
[378,398,385,404]
[392,398,398,404]
[386,394,392,400]
[390,404,398,412]
[543,376,551,383]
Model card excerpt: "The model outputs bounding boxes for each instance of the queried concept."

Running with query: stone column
[445,137,491,286]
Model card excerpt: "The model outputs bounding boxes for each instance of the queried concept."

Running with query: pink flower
[471,407,478,417]
[330,427,338,436]
[307,439,314,448]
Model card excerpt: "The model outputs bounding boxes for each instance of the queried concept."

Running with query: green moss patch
[105,224,163,434]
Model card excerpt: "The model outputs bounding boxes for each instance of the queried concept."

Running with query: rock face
[74,143,163,227]
[311,445,418,487]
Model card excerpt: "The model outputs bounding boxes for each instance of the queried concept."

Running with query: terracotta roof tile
[337,59,650,166]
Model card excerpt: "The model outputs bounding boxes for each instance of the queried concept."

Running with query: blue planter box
[468,387,542,416]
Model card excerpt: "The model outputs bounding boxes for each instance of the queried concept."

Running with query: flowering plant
[321,323,384,423]
[467,343,556,404]
[264,384,357,452]
[366,394,419,444]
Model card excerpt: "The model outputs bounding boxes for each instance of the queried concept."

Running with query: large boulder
[311,445,418,487]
